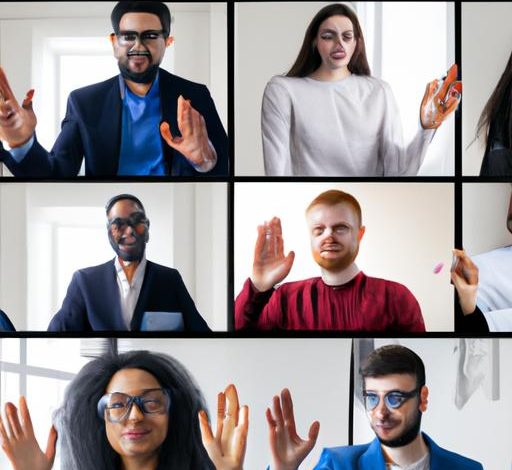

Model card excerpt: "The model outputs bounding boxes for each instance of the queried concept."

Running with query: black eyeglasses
[97,388,171,423]
[115,29,166,47]
[363,388,420,411]
[107,212,149,235]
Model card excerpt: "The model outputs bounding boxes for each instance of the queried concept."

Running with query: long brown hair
[477,50,512,149]
[287,3,371,77]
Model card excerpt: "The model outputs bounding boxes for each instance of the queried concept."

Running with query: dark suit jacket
[0,69,228,177]
[0,309,15,331]
[47,259,211,332]
[313,433,482,470]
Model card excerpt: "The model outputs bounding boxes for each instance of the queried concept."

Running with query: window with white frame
[356,2,454,175]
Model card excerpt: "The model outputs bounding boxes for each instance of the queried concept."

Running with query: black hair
[287,3,371,77]
[56,350,214,470]
[360,345,426,389]
[477,49,512,152]
[111,1,171,37]
[105,194,146,217]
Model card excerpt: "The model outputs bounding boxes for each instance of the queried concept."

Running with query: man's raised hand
[251,217,295,292]
[0,68,36,148]
[160,95,217,172]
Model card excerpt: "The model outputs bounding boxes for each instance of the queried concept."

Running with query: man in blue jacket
[0,1,228,177]
[265,345,483,469]
[48,193,210,331]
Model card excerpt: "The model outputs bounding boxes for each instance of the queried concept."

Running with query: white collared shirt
[114,255,147,329]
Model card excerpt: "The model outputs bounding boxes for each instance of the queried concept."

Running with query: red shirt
[235,271,425,332]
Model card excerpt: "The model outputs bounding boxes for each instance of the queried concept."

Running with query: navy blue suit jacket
[0,309,15,331]
[47,259,211,332]
[313,433,482,470]
[0,69,228,176]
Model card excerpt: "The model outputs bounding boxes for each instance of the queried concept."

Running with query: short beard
[375,409,422,448]
[118,61,159,84]
[312,246,359,272]
[108,231,147,262]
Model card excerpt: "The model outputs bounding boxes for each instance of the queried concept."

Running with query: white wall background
[0,183,227,331]
[462,3,512,175]
[235,1,454,176]
[0,2,227,175]
[234,182,454,331]
[353,338,510,470]
[463,183,512,256]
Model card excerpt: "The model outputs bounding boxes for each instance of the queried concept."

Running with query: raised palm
[251,217,295,292]
[0,397,57,470]
[199,384,248,470]
[266,389,319,470]
[420,63,461,129]
[0,68,37,148]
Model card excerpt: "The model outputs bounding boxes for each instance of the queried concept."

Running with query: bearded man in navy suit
[48,194,210,331]
[0,1,228,177]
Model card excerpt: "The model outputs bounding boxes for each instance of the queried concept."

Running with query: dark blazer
[313,433,483,470]
[47,259,211,332]
[0,309,15,331]
[0,69,228,177]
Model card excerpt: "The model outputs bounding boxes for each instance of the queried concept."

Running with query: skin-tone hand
[0,67,37,148]
[160,95,217,172]
[251,217,295,292]
[420,63,462,130]
[0,396,57,470]
[266,388,320,470]
[451,248,479,315]
[199,384,248,470]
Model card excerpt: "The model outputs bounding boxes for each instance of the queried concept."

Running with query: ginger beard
[307,202,363,272]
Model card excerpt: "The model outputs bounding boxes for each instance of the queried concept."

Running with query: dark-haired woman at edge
[261,3,462,176]
[478,51,512,176]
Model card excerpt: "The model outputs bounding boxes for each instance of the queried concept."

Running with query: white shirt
[261,74,435,176]
[473,245,512,313]
[115,255,147,329]
[387,451,430,470]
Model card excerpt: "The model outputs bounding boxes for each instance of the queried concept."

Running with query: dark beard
[376,409,422,448]
[118,61,159,84]
[108,231,147,262]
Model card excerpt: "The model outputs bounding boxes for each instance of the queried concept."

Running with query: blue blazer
[0,69,228,177]
[47,259,211,332]
[314,433,483,470]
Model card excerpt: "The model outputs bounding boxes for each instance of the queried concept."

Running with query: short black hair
[105,194,146,217]
[361,345,426,388]
[111,1,171,36]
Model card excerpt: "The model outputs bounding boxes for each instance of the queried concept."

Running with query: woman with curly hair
[0,350,247,470]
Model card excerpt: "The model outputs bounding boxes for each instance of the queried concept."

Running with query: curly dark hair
[56,350,214,470]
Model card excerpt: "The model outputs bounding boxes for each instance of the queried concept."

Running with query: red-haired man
[235,189,425,332]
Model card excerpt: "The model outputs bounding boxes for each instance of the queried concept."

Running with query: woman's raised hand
[0,397,57,470]
[199,384,249,470]
[420,63,462,129]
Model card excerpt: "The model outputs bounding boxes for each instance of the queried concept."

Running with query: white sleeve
[379,82,435,176]
[261,78,293,176]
